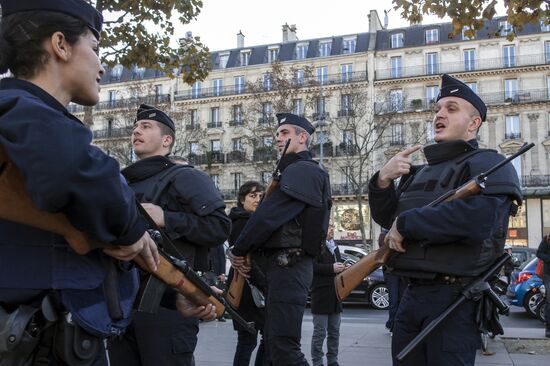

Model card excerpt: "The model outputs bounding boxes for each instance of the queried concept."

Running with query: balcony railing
[310,142,334,157]
[522,175,550,187]
[312,112,330,120]
[335,144,357,156]
[173,71,368,101]
[185,123,200,131]
[92,126,133,139]
[253,148,277,161]
[375,53,549,80]
[229,120,245,127]
[207,122,222,128]
[375,89,550,115]
[337,109,355,117]
[226,150,246,163]
[331,183,368,195]
[258,116,275,124]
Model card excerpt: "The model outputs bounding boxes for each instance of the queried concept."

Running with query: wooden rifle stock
[0,145,226,318]
[334,142,535,301]
[225,138,291,308]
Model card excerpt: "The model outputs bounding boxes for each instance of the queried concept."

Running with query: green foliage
[94,0,211,84]
[392,0,549,40]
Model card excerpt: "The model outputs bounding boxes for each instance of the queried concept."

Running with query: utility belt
[260,248,306,268]
[0,292,102,366]
[406,275,476,286]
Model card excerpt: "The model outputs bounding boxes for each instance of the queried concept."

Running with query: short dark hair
[158,121,176,151]
[0,11,89,78]
[237,181,265,208]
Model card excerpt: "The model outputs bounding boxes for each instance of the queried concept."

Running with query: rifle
[396,253,511,361]
[0,145,255,333]
[334,142,534,302]
[225,138,291,309]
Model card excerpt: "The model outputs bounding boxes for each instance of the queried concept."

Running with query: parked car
[338,245,368,259]
[339,253,389,310]
[510,246,537,267]
[506,257,543,317]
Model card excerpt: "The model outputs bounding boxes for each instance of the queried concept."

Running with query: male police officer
[230,113,332,366]
[369,74,521,366]
[108,104,231,366]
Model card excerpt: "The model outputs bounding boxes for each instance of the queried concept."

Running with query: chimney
[368,10,383,33]
[384,10,389,29]
[237,30,245,48]
[282,23,298,43]
[185,31,193,39]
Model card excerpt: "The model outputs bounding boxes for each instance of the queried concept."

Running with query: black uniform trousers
[392,283,481,366]
[107,308,198,366]
[264,254,313,366]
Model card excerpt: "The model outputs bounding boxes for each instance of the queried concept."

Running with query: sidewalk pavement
[194,314,550,365]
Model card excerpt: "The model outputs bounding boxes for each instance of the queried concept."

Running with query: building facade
[74,10,550,249]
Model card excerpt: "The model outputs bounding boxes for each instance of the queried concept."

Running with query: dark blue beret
[437,74,487,122]
[276,113,315,135]
[0,0,103,40]
[136,104,175,132]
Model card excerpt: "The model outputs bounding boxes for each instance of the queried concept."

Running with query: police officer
[229,113,332,366]
[108,104,231,366]
[369,74,522,366]
[0,1,160,365]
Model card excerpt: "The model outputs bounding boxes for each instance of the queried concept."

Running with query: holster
[52,315,102,366]
[0,305,40,366]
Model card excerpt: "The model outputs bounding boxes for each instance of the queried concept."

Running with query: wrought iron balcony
[226,150,246,163]
[253,148,277,161]
[207,122,223,128]
[92,126,133,139]
[94,94,170,111]
[521,175,550,187]
[331,183,368,196]
[185,123,200,131]
[504,132,522,139]
[375,53,549,80]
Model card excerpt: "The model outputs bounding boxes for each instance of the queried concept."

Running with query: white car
[338,245,368,259]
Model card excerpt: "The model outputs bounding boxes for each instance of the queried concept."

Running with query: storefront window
[507,204,527,246]
[332,204,370,246]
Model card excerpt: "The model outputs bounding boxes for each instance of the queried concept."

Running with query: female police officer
[0,1,163,365]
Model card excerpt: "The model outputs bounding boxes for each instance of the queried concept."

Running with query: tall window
[340,94,352,116]
[426,52,439,75]
[464,49,475,71]
[341,64,353,83]
[466,82,477,93]
[296,43,308,59]
[391,123,404,145]
[212,78,223,97]
[390,33,404,48]
[191,81,201,99]
[543,199,550,236]
[232,173,243,192]
[108,90,116,107]
[390,56,402,78]
[426,121,434,142]
[319,41,332,57]
[390,89,403,111]
[294,69,305,85]
[261,171,271,185]
[545,41,550,64]
[232,138,242,151]
[499,21,513,37]
[292,99,303,116]
[425,29,439,44]
[210,139,221,152]
[190,109,198,128]
[261,102,272,123]
[505,115,521,139]
[155,84,163,97]
[316,97,326,117]
[342,130,354,147]
[263,73,271,91]
[210,107,220,127]
[240,51,250,66]
[316,66,328,85]
[504,79,518,101]
[232,105,243,124]
[547,76,550,99]
[234,76,244,94]
[268,47,279,63]
[503,45,516,68]
[343,37,356,53]
[189,141,199,154]
[426,85,439,104]
[210,174,220,189]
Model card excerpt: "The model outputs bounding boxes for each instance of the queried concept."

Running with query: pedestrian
[0,1,163,364]
[535,234,550,338]
[229,113,332,366]
[227,181,267,366]
[310,223,344,366]
[369,74,522,366]
[107,104,231,366]
[503,245,515,285]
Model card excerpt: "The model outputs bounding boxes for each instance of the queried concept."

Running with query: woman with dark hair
[227,181,267,366]
[0,1,187,365]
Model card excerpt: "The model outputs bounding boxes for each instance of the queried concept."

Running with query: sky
[182,0,506,52]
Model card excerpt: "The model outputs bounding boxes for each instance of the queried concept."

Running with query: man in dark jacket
[310,224,344,366]
[108,104,231,366]
[229,113,332,366]
[536,235,550,338]
[369,74,521,366]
